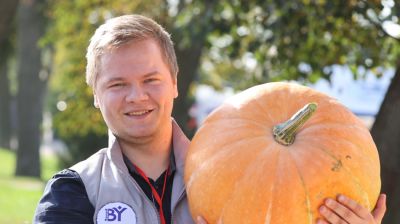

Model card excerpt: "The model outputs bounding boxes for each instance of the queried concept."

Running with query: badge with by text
[97,202,136,224]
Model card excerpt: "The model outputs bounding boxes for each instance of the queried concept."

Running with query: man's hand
[317,193,386,224]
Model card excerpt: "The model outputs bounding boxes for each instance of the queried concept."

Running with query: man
[34,14,386,224]
[34,14,193,224]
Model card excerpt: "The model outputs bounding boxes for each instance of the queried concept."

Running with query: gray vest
[71,121,194,224]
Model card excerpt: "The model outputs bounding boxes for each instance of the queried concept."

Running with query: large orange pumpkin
[184,82,380,223]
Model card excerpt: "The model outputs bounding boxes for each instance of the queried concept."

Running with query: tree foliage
[200,0,400,90]
[47,0,400,160]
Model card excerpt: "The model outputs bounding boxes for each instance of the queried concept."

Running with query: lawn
[0,148,59,224]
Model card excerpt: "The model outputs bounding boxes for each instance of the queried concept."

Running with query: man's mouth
[125,109,153,116]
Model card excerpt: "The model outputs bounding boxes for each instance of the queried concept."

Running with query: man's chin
[115,134,152,145]
[113,120,170,143]
[129,127,155,136]
[118,128,157,141]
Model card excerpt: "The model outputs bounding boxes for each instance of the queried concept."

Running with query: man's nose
[125,85,149,102]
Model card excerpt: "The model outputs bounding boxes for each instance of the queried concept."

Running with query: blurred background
[0,0,399,223]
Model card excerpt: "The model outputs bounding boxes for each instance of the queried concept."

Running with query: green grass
[0,148,60,224]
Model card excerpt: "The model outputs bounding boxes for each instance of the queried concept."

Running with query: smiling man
[34,15,194,224]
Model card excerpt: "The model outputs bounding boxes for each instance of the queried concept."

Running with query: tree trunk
[0,0,19,44]
[0,52,11,149]
[370,62,400,224]
[0,0,19,149]
[15,0,46,177]
[173,45,205,138]
[172,0,216,138]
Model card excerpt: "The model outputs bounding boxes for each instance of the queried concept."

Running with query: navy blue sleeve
[33,169,94,224]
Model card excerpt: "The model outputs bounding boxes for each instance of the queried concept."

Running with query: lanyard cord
[134,164,170,224]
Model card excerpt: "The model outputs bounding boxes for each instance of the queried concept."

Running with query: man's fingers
[319,205,348,224]
[323,198,364,223]
[336,194,370,218]
[372,194,386,223]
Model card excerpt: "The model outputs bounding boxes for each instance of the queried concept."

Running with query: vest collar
[106,118,190,176]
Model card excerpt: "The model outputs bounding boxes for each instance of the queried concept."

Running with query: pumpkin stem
[273,103,317,146]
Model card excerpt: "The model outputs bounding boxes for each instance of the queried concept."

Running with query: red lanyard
[134,164,170,224]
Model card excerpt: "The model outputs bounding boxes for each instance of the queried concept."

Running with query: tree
[0,40,13,149]
[166,0,217,135]
[0,0,19,44]
[371,63,400,222]
[15,0,48,177]
[368,2,400,223]
[0,0,19,148]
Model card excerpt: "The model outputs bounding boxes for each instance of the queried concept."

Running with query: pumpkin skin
[184,82,381,224]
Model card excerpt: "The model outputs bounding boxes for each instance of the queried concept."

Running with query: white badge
[97,202,136,224]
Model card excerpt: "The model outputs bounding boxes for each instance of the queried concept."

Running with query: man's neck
[118,127,173,180]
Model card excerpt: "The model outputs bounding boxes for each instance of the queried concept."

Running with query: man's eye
[109,83,124,88]
[145,78,159,83]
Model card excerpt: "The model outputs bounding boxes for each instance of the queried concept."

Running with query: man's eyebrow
[104,71,160,83]
[143,71,160,77]
[105,77,124,83]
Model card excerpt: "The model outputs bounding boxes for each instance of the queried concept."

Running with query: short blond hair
[86,14,178,88]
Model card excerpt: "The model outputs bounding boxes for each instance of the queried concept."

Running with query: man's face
[94,39,178,141]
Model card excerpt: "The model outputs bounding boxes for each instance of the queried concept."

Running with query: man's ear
[173,77,178,99]
[93,92,100,108]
